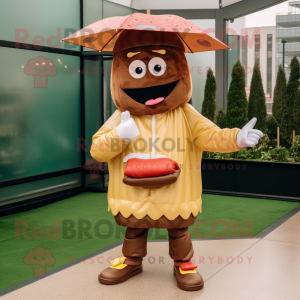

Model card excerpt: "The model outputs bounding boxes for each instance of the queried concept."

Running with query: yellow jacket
[91,104,241,221]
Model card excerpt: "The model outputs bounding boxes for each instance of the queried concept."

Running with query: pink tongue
[145,97,164,106]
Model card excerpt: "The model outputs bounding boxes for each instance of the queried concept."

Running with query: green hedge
[203,134,300,163]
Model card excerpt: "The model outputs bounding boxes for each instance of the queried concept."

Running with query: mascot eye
[148,57,166,76]
[129,60,146,79]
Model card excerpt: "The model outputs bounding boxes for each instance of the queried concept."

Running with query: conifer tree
[248,63,267,132]
[266,114,278,140]
[227,60,248,129]
[272,64,286,126]
[281,56,300,147]
[216,107,227,129]
[201,68,216,122]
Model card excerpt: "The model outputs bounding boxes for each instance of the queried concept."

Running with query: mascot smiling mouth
[123,80,179,106]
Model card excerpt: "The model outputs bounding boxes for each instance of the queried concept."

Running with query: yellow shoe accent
[179,267,197,274]
[110,263,127,269]
[110,257,127,269]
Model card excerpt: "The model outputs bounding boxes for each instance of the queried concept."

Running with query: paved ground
[2,212,300,300]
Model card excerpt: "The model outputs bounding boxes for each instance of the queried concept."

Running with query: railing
[276,11,300,15]
[276,26,300,30]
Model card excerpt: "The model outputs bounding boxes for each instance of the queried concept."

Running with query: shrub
[215,152,229,159]
[227,60,248,129]
[236,147,262,160]
[216,107,227,128]
[202,151,221,159]
[257,134,275,152]
[266,115,278,140]
[245,147,261,159]
[201,68,216,122]
[202,151,209,158]
[236,149,249,159]
[261,151,272,161]
[290,135,300,162]
[270,147,289,162]
[272,64,286,126]
[269,139,278,149]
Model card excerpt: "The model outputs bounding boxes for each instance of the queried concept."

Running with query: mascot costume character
[62,13,263,291]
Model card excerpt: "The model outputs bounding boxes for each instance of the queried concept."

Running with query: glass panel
[83,1,133,51]
[83,0,103,27]
[240,35,248,86]
[103,58,117,122]
[0,0,81,51]
[103,1,133,18]
[83,56,106,188]
[227,35,239,90]
[185,19,216,112]
[83,0,103,51]
[0,47,81,181]
[0,172,81,203]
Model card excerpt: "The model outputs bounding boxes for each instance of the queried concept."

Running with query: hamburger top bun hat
[61,13,230,53]
[112,29,185,54]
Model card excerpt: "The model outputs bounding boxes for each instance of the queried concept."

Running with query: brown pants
[122,227,193,265]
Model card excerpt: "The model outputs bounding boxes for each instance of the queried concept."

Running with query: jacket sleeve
[90,110,129,162]
[182,104,241,153]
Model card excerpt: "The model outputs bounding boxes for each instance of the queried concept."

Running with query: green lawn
[0,192,298,291]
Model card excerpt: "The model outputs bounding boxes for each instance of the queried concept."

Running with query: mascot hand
[236,117,263,148]
[116,110,140,142]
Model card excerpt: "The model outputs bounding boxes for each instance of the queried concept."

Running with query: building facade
[276,1,300,81]
[245,26,276,113]
[227,34,248,91]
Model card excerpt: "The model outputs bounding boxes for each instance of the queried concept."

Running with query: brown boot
[98,257,143,285]
[168,228,204,291]
[98,228,148,285]
[173,265,204,291]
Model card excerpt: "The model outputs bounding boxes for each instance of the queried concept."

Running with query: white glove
[236,117,263,148]
[116,110,140,142]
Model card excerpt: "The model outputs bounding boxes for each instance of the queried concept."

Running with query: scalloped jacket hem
[108,198,202,221]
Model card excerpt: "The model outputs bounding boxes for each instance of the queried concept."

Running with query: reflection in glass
[0,47,81,181]
[103,58,117,122]
[0,0,80,51]
[83,56,106,188]
[0,173,81,203]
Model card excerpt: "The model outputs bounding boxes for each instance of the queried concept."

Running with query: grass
[0,192,298,291]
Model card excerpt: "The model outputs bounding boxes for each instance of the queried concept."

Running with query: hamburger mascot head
[111,30,192,115]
